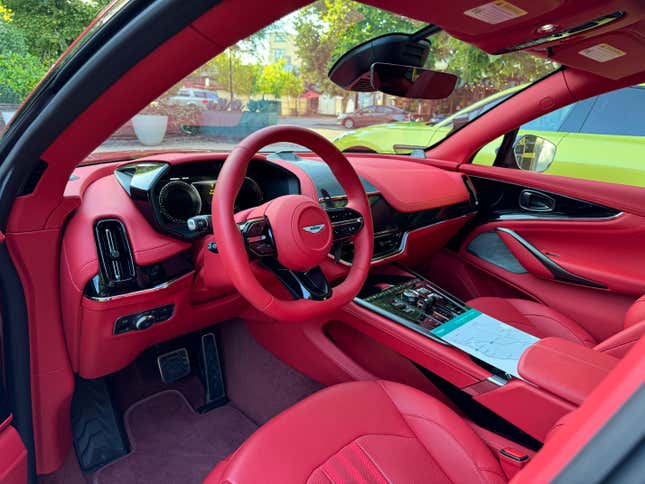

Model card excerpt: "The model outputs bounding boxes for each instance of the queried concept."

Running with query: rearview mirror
[328,32,459,100]
[370,63,457,99]
[513,135,556,173]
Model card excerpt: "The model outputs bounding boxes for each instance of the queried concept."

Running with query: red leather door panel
[0,418,27,484]
[456,170,645,341]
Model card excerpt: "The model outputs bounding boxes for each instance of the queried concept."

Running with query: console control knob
[422,294,439,313]
[401,289,419,305]
[134,314,155,331]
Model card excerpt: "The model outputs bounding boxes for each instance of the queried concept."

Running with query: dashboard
[114,159,301,240]
[61,152,477,378]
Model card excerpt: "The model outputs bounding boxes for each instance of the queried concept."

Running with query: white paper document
[432,309,539,378]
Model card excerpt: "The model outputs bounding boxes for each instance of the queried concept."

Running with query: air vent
[95,219,135,286]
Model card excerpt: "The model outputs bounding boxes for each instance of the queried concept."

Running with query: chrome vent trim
[94,219,135,285]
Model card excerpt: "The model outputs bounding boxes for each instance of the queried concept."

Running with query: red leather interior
[205,380,506,484]
[349,156,469,212]
[518,337,618,405]
[474,380,575,442]
[4,0,644,475]
[594,320,645,358]
[516,334,645,482]
[211,126,373,323]
[459,223,638,342]
[466,215,645,296]
[0,421,27,484]
[468,297,596,347]
[62,174,190,292]
[623,294,645,328]
[496,230,554,281]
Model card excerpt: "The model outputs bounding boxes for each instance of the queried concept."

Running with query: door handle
[519,190,555,212]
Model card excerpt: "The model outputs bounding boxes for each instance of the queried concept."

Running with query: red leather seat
[467,296,645,358]
[205,380,507,483]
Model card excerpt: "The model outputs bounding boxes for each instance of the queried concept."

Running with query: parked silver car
[168,88,219,109]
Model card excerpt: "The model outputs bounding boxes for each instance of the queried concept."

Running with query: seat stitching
[305,433,416,482]
[334,446,366,484]
[351,441,389,484]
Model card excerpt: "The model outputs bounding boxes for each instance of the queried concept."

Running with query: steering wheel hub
[266,195,332,271]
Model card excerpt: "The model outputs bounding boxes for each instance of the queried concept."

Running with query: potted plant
[132,101,169,145]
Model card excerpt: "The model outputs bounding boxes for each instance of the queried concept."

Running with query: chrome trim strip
[318,191,380,203]
[487,375,508,387]
[495,211,624,222]
[86,271,194,302]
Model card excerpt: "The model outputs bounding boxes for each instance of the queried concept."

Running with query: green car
[333,84,645,187]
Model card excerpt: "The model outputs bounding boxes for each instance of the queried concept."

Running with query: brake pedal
[198,333,227,412]
[157,348,191,383]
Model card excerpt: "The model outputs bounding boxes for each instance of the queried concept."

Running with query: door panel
[0,420,27,484]
[0,308,28,484]
[454,173,645,341]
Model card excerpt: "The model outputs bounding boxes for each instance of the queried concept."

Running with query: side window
[471,84,645,187]
[579,88,645,136]
[472,102,575,167]
[178,89,189,96]
[521,105,573,132]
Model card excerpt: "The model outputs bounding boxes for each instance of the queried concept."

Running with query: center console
[357,276,468,345]
[349,266,618,442]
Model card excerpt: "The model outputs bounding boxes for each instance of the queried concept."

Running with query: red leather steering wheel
[211,125,373,322]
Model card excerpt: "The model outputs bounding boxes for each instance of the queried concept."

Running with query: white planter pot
[2,111,16,125]
[132,114,168,146]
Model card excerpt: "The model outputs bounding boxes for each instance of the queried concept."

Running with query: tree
[0,6,46,103]
[2,0,111,64]
[201,49,261,101]
[257,60,303,99]
[294,0,421,95]
[0,51,46,103]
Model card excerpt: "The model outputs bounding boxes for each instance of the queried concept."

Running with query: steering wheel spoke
[240,217,277,258]
[261,258,332,301]
[327,207,365,241]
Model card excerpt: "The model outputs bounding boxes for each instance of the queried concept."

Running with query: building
[265,32,301,72]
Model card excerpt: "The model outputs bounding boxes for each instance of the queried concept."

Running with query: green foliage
[293,0,556,101]
[257,60,304,99]
[0,51,47,103]
[0,17,27,55]
[202,49,261,99]
[294,0,421,96]
[3,0,111,64]
[431,32,557,89]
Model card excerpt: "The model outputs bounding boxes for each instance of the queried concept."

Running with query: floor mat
[93,391,257,484]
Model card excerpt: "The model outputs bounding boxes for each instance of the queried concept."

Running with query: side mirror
[513,135,556,173]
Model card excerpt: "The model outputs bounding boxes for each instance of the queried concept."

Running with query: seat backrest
[594,295,645,358]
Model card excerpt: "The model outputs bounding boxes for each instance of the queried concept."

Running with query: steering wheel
[211,125,374,322]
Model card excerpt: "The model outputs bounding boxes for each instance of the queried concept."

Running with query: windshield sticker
[579,43,626,63]
[464,1,528,24]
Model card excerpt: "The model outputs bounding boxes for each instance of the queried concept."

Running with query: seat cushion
[467,297,596,347]
[205,380,506,484]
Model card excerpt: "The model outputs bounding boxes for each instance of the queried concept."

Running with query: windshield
[0,1,558,158]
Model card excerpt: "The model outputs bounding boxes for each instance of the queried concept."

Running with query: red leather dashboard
[59,152,471,378]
